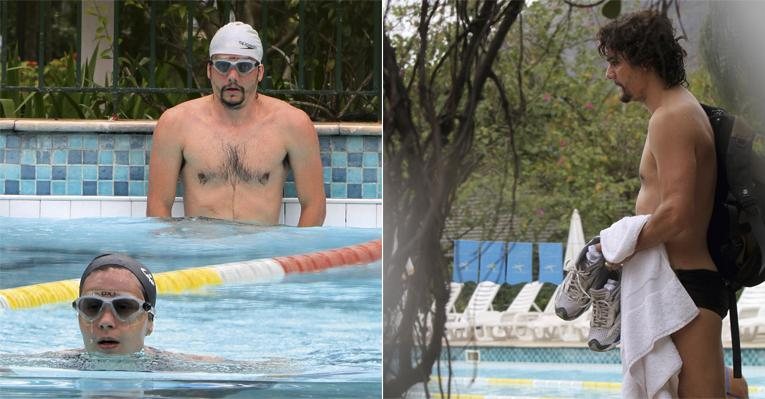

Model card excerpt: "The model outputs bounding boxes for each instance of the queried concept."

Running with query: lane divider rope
[0,239,381,310]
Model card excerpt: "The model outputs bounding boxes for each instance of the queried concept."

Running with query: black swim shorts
[674,269,730,319]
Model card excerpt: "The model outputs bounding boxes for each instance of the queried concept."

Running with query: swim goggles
[210,59,260,75]
[72,295,153,323]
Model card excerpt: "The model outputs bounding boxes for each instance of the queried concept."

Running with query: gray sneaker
[555,236,609,321]
[588,279,621,352]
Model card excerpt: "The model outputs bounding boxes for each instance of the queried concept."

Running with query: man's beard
[220,84,246,109]
[618,84,632,103]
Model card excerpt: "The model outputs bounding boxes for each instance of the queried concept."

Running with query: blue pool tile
[99,134,114,149]
[146,137,152,151]
[363,168,377,183]
[115,135,130,150]
[331,153,347,167]
[98,181,113,195]
[51,181,66,195]
[38,135,51,149]
[68,165,82,180]
[99,150,114,164]
[319,136,331,151]
[20,180,35,194]
[0,167,3,179]
[362,152,378,167]
[68,150,83,164]
[52,149,67,164]
[83,135,98,149]
[129,181,146,196]
[69,135,83,149]
[129,166,144,181]
[98,166,113,180]
[331,136,347,151]
[324,183,331,198]
[115,151,129,165]
[145,150,151,165]
[0,134,5,148]
[347,184,361,198]
[347,167,362,184]
[114,181,128,196]
[20,150,36,164]
[83,165,98,180]
[129,150,145,165]
[6,135,20,148]
[67,181,82,195]
[36,165,51,180]
[348,153,362,167]
[323,167,331,183]
[83,150,98,165]
[36,180,51,195]
[362,183,377,198]
[20,136,37,149]
[284,182,297,198]
[37,150,50,164]
[83,181,97,195]
[130,135,145,149]
[5,149,20,164]
[320,152,330,167]
[332,168,346,182]
[52,136,68,149]
[20,165,35,180]
[364,136,380,152]
[114,166,129,181]
[347,136,364,152]
[0,149,3,163]
[4,180,19,194]
[330,183,346,198]
[3,164,20,179]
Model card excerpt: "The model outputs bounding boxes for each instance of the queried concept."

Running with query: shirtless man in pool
[147,22,325,225]
[597,10,735,397]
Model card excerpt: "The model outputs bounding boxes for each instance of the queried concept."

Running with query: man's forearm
[146,199,173,218]
[297,201,326,227]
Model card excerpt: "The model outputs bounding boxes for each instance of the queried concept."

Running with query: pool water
[0,217,381,398]
[411,361,765,398]
[0,217,380,288]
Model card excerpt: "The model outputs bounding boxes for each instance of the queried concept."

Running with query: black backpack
[703,103,765,378]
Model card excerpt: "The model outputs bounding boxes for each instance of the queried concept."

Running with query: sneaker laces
[591,296,613,328]
[563,272,592,305]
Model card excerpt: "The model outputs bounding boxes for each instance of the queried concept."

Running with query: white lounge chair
[506,284,563,341]
[723,284,765,342]
[478,281,544,341]
[444,281,501,341]
[446,282,464,322]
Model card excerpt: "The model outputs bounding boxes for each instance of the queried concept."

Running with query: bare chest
[181,123,289,186]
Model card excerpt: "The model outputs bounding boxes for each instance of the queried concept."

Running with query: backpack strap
[728,286,742,378]
[728,118,765,277]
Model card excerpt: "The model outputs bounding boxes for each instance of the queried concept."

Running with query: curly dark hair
[597,10,687,88]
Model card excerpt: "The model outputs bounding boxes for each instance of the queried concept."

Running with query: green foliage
[445,2,723,246]
[0,0,379,121]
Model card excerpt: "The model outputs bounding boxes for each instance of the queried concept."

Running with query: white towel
[600,215,698,398]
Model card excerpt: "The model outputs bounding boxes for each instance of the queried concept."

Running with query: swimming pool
[408,361,765,398]
[0,217,381,398]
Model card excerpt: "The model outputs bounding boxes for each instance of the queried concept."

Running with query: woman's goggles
[210,59,260,75]
[73,295,153,322]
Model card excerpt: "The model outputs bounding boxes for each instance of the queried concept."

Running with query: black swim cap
[79,254,157,308]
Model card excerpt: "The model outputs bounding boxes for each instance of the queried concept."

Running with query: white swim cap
[209,22,263,62]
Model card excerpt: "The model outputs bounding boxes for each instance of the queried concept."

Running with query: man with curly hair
[597,10,733,398]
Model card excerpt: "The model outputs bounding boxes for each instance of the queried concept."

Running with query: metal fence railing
[0,0,381,121]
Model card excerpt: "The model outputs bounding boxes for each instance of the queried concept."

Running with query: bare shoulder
[155,96,210,133]
[648,100,707,145]
[263,96,316,138]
